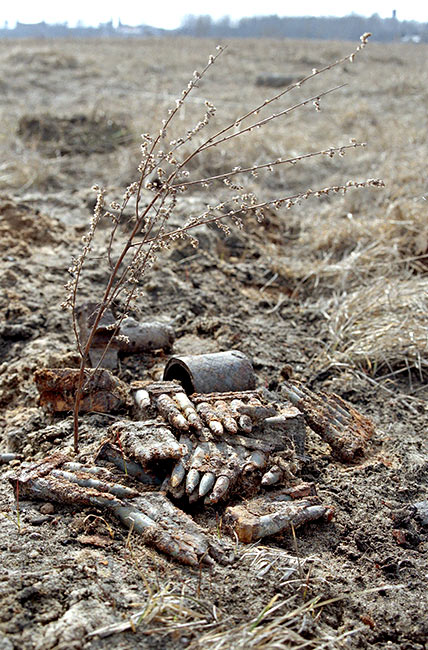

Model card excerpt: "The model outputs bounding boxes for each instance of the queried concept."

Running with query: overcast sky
[2,0,426,30]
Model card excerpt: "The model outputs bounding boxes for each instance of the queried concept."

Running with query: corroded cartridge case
[163,350,256,394]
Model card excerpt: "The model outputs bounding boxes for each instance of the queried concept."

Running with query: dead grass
[89,541,353,648]
[324,276,428,378]
[292,197,428,290]
[88,580,221,640]
[89,583,354,649]
[190,592,361,649]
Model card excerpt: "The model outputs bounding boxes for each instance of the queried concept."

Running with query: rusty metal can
[163,350,256,394]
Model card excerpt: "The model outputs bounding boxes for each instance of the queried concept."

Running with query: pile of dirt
[0,196,65,256]
[17,114,132,157]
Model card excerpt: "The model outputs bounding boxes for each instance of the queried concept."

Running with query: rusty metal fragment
[108,420,185,465]
[163,350,256,394]
[282,380,374,461]
[225,490,334,543]
[34,368,128,413]
[120,317,174,353]
[133,380,183,397]
[156,393,191,431]
[8,364,376,567]
[195,402,224,435]
[77,302,175,369]
[132,383,305,445]
[133,388,151,410]
[173,392,203,431]
[9,454,231,566]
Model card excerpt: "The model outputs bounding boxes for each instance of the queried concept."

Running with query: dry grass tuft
[290,195,428,291]
[190,592,361,649]
[89,578,359,649]
[88,580,221,639]
[324,277,428,378]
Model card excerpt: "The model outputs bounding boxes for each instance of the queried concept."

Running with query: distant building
[14,21,69,38]
[401,34,421,42]
[117,20,145,36]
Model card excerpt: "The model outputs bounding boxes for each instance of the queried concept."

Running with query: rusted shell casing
[76,302,175,370]
[163,351,256,395]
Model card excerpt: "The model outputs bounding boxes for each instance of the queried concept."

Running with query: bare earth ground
[0,37,427,649]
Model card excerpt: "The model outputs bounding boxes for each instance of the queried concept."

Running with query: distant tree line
[180,14,427,42]
[1,14,427,42]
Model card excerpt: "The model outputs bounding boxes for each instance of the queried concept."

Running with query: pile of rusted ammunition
[5,311,374,566]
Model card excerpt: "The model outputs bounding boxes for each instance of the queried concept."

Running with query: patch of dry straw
[292,195,428,289]
[325,277,428,377]
[88,580,221,639]
[190,592,361,649]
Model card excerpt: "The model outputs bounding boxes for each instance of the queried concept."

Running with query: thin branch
[196,84,347,153]
[171,142,366,189]
[182,34,371,158]
[129,178,385,249]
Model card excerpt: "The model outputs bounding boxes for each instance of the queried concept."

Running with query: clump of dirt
[0,196,65,256]
[17,114,132,157]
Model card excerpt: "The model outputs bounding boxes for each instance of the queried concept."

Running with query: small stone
[40,503,55,515]
[8,545,21,553]
[413,500,428,526]
[30,516,52,526]
[0,633,14,650]
[392,529,407,545]
[29,531,43,540]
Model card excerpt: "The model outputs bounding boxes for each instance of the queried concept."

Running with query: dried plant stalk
[62,33,383,452]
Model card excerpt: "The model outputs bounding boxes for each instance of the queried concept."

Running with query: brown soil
[0,37,427,649]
